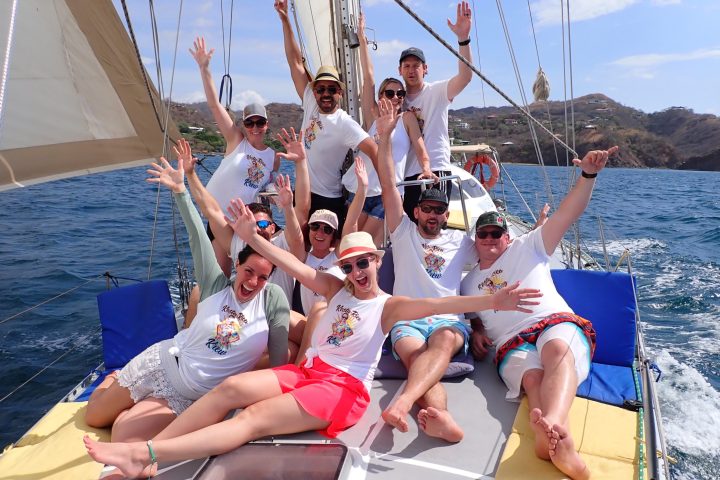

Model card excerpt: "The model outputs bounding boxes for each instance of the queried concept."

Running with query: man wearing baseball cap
[461,146,619,478]
[375,103,478,443]
[399,1,474,222]
[275,0,378,228]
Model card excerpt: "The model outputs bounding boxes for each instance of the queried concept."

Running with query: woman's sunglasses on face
[419,204,447,215]
[314,86,339,96]
[256,220,272,230]
[383,88,406,99]
[243,118,267,128]
[475,229,504,239]
[340,257,372,275]
[309,222,335,235]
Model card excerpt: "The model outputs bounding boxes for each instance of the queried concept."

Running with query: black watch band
[581,171,597,179]
[458,39,471,46]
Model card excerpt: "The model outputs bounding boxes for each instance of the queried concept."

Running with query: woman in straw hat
[84,213,541,478]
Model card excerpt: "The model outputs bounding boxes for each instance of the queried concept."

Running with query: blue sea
[0,160,718,479]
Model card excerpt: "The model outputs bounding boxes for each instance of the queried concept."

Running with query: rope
[0,325,103,405]
[218,0,234,110]
[391,0,578,159]
[0,275,105,326]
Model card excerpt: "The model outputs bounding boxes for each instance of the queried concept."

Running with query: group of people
[83,2,619,479]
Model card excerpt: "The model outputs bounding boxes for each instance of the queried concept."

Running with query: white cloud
[193,17,214,28]
[374,39,411,57]
[141,56,155,66]
[230,90,266,110]
[175,91,207,104]
[532,0,639,26]
[651,0,681,5]
[611,48,720,68]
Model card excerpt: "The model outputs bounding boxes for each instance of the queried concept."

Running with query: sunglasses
[314,86,339,96]
[243,118,267,128]
[309,222,335,235]
[419,204,448,215]
[475,229,505,239]
[256,220,272,230]
[383,88,406,99]
[339,257,372,275]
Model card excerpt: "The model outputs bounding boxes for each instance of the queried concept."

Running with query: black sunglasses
[383,88,406,99]
[256,219,272,230]
[243,118,267,128]
[314,86,339,95]
[419,204,448,215]
[476,229,505,239]
[340,257,372,275]
[309,222,335,235]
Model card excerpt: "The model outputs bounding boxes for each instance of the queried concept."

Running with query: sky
[114,0,720,116]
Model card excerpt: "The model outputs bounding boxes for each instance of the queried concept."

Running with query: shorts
[272,358,370,438]
[117,343,193,415]
[389,317,470,360]
[498,323,591,402]
[346,192,385,220]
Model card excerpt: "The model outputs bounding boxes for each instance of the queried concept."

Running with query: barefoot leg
[417,407,463,442]
[522,368,551,460]
[548,424,590,480]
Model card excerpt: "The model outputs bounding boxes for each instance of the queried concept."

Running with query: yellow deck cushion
[0,401,110,480]
[496,397,642,480]
[447,209,468,230]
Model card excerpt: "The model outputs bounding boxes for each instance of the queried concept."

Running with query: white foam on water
[585,237,666,259]
[653,349,720,456]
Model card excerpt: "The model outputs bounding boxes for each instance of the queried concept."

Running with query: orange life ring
[464,153,499,189]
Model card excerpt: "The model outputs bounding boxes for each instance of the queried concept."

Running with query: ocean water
[0,161,717,479]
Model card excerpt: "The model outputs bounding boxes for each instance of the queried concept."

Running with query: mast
[334,0,361,123]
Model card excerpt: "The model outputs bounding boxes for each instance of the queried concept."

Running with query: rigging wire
[218,0,235,110]
[469,0,489,135]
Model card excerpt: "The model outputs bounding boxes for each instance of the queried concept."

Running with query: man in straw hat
[374,99,477,443]
[275,0,378,229]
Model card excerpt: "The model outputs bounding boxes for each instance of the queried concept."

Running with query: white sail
[0,0,178,191]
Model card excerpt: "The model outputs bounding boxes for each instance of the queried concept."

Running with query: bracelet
[458,38,471,46]
[581,171,597,179]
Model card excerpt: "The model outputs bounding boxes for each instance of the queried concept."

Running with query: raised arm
[342,158,368,237]
[381,282,541,334]
[375,98,404,232]
[275,0,311,98]
[189,37,242,152]
[226,199,344,299]
[274,173,307,262]
[276,128,311,226]
[542,146,618,255]
[357,12,378,128]
[446,2,473,101]
[403,111,437,182]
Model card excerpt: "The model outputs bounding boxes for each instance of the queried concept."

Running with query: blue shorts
[389,317,470,360]
[346,193,385,220]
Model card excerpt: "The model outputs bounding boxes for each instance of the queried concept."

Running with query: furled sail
[0,0,178,191]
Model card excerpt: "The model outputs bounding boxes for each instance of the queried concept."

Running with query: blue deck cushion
[551,269,639,407]
[97,280,177,370]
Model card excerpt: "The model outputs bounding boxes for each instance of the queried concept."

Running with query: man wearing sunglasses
[374,102,478,443]
[399,1,474,222]
[276,0,378,228]
[461,146,618,479]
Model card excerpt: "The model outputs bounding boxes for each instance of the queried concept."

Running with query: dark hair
[247,202,273,219]
[236,244,276,276]
[377,77,404,97]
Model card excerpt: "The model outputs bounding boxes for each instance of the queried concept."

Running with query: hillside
[170,94,720,171]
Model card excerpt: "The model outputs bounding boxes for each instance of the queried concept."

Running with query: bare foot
[529,408,552,460]
[548,424,590,480]
[83,435,153,479]
[417,407,464,443]
[382,398,413,433]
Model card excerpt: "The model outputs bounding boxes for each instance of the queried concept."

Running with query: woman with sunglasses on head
[340,13,438,245]
[190,37,280,277]
[84,198,541,478]
[84,139,290,448]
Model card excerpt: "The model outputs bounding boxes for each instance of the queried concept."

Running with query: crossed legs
[521,338,590,479]
[382,326,465,442]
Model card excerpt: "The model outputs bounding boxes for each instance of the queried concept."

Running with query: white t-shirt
[301,84,370,198]
[300,251,345,315]
[306,288,391,392]
[389,215,477,321]
[341,115,410,197]
[173,285,268,395]
[231,232,295,305]
[206,139,275,214]
[460,226,572,348]
[403,79,451,177]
